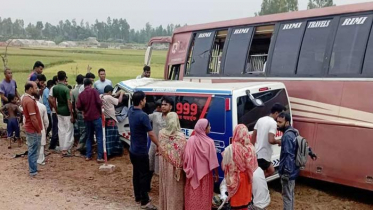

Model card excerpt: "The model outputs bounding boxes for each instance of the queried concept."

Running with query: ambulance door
[233,87,290,181]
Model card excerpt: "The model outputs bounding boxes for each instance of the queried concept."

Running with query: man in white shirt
[252,166,271,209]
[79,73,96,94]
[136,65,151,79]
[35,94,49,165]
[94,68,112,94]
[251,103,286,177]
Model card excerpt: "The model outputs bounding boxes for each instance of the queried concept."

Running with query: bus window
[362,21,373,75]
[329,15,373,75]
[209,30,228,75]
[297,19,333,76]
[186,31,216,76]
[237,89,289,131]
[168,65,181,80]
[270,21,306,76]
[222,26,253,76]
[246,25,275,73]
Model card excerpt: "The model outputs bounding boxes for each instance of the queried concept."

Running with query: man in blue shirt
[128,91,159,209]
[277,112,316,210]
[43,80,53,139]
[94,68,112,94]
[29,61,44,81]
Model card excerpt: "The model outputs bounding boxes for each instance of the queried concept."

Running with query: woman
[222,124,257,209]
[158,112,187,210]
[183,119,219,210]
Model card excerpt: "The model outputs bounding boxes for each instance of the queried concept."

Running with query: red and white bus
[145,2,373,191]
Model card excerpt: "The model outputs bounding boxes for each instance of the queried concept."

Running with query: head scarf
[183,119,219,189]
[222,124,257,200]
[158,112,187,181]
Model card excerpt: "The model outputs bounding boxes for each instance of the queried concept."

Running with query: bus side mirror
[145,46,153,66]
[246,90,264,107]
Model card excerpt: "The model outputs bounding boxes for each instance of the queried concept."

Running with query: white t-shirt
[252,167,270,209]
[48,86,56,113]
[254,116,277,161]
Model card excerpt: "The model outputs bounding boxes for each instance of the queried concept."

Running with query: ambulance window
[223,26,253,76]
[297,19,333,76]
[237,89,289,131]
[329,15,373,75]
[175,96,225,133]
[270,21,306,76]
[143,95,166,115]
[186,31,216,76]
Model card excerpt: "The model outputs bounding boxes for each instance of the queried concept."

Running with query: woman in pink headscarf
[183,118,219,210]
[221,124,257,209]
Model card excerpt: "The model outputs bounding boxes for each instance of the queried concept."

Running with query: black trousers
[46,113,52,137]
[49,113,59,149]
[130,152,150,205]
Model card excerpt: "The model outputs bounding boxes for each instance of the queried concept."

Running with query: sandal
[85,157,92,161]
[140,202,157,210]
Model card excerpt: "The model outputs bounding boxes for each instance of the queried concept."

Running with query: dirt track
[0,139,372,210]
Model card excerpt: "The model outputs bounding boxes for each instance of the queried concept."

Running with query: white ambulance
[113,79,291,181]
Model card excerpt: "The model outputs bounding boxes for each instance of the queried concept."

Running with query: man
[101,85,125,157]
[36,74,47,102]
[35,94,49,165]
[94,68,112,94]
[277,112,317,210]
[43,80,53,138]
[48,76,59,150]
[148,96,172,186]
[136,65,151,79]
[0,68,20,105]
[76,79,104,162]
[251,166,271,209]
[251,103,286,177]
[79,72,95,94]
[128,91,159,209]
[21,82,42,176]
[49,71,74,157]
[29,61,44,81]
[71,74,87,155]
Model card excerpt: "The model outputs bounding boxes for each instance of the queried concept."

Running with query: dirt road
[0,139,372,210]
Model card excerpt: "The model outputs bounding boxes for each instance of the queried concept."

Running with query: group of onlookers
[0,61,125,177]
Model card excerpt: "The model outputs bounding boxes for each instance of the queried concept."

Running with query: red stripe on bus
[199,96,212,119]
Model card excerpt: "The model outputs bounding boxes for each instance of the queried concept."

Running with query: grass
[0,47,168,94]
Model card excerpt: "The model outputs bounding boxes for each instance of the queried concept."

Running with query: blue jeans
[26,132,41,175]
[85,118,104,159]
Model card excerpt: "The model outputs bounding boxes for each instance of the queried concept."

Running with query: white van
[114,79,291,181]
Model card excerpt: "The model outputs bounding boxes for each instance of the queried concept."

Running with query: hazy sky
[0,0,370,30]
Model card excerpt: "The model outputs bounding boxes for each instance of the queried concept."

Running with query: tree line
[0,17,184,44]
[0,0,336,44]
[256,0,335,16]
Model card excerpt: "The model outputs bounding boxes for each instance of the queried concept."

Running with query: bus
[144,2,373,191]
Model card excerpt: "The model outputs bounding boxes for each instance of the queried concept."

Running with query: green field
[0,47,167,94]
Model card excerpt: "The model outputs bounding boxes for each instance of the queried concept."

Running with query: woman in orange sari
[158,112,187,210]
[222,124,258,210]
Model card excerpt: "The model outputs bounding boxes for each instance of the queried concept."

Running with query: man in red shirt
[77,78,104,162]
[21,82,42,176]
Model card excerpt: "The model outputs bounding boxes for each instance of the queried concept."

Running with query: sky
[0,0,370,30]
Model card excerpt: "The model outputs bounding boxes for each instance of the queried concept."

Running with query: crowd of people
[0,61,134,176]
[0,61,317,210]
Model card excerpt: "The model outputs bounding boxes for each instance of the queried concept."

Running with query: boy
[0,94,22,148]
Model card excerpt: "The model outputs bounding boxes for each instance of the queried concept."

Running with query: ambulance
[114,79,291,181]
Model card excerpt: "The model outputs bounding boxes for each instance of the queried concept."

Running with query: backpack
[286,128,309,170]
[295,134,309,170]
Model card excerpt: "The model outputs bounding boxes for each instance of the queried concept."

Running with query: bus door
[143,92,233,180]
[234,87,290,180]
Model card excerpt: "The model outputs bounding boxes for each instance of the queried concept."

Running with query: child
[0,94,22,148]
